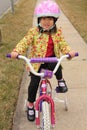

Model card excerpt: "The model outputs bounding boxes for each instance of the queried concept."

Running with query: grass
[56,0,87,43]
[0,0,36,130]
[0,0,86,130]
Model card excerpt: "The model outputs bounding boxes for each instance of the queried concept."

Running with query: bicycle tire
[41,101,50,130]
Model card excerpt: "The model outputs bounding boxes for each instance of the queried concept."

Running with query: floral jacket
[13,27,71,72]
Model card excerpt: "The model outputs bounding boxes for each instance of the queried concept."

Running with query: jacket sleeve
[13,28,34,54]
[59,29,71,54]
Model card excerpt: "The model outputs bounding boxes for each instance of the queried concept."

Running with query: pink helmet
[34,0,60,18]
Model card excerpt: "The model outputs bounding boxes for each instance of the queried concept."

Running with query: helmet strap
[38,23,56,32]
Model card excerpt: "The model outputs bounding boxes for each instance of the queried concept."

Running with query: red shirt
[45,35,54,57]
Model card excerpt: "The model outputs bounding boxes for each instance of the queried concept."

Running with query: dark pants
[28,63,62,103]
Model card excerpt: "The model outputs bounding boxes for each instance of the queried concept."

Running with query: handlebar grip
[67,52,79,58]
[30,57,58,63]
[6,54,11,58]
[75,52,79,56]
[6,54,19,58]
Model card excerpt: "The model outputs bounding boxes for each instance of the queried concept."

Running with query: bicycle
[7,53,78,130]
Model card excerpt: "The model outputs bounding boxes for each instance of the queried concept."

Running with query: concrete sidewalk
[12,1,87,130]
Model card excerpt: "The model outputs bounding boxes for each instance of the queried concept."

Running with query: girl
[11,0,76,121]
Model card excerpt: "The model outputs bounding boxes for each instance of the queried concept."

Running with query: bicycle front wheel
[42,101,50,130]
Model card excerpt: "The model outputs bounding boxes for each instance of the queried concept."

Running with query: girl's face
[40,17,54,31]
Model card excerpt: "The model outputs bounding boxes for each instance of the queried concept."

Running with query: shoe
[56,80,68,93]
[27,107,35,121]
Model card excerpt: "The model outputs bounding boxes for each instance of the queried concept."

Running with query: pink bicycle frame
[6,53,79,128]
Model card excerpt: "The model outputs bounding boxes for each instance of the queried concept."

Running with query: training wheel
[64,97,68,111]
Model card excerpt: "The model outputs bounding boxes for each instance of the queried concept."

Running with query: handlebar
[6,52,79,77]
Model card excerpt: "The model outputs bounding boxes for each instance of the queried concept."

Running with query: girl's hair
[37,17,58,34]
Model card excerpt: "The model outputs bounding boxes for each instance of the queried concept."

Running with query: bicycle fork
[35,79,55,128]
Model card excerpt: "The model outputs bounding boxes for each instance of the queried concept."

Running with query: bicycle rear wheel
[41,101,50,130]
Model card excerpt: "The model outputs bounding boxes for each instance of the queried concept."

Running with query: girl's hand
[11,51,19,58]
[68,50,77,59]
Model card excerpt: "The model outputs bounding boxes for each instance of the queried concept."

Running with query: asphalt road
[0,0,17,17]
